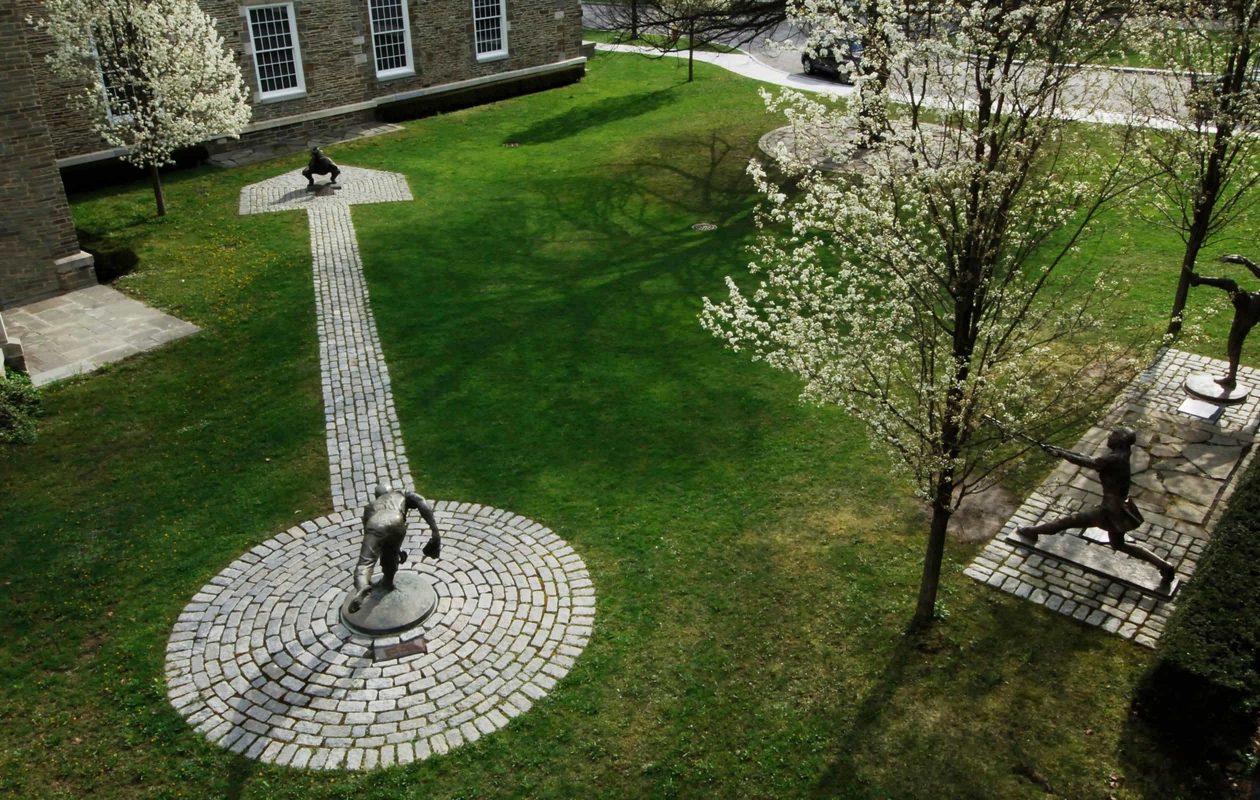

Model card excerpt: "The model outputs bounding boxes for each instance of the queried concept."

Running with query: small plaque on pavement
[1178,396,1225,421]
[373,637,428,662]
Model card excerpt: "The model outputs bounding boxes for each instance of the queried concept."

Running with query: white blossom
[33,0,251,213]
[702,0,1152,627]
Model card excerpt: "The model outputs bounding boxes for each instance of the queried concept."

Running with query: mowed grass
[2,52,1255,799]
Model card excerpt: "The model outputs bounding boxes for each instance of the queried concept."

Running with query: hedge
[1137,452,1260,765]
[0,370,41,445]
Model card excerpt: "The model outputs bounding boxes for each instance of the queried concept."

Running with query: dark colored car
[802,40,864,84]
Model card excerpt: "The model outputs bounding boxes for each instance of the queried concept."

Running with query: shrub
[0,370,42,445]
[1136,456,1260,768]
[86,242,139,283]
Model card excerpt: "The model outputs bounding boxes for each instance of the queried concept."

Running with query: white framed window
[472,0,507,60]
[369,0,414,79]
[89,34,133,125]
[246,3,306,101]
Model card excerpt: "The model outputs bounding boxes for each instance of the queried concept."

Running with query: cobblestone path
[164,168,593,769]
[240,167,414,510]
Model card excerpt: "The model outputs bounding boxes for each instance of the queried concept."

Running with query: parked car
[801,39,863,84]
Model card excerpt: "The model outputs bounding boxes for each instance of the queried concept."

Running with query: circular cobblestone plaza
[165,502,594,770]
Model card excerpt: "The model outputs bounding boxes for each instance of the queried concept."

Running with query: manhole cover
[692,222,718,231]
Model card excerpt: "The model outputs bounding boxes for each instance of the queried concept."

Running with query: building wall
[28,0,584,163]
[1,2,94,309]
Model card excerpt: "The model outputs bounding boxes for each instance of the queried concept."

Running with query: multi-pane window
[473,0,507,59]
[89,33,132,123]
[369,0,413,78]
[247,4,306,99]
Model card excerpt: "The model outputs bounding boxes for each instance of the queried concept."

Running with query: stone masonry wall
[0,2,92,308]
[26,0,583,163]
[19,0,112,161]
[207,108,378,157]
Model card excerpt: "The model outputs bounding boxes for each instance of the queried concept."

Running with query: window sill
[376,68,416,82]
[475,52,509,63]
[257,89,307,104]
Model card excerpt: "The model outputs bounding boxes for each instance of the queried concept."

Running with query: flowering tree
[702,0,1148,630]
[34,0,251,216]
[1134,0,1260,336]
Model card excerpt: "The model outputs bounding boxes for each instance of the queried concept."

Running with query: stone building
[3,0,585,316]
[2,1,96,312]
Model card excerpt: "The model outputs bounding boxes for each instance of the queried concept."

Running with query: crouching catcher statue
[1016,427,1176,584]
[303,146,341,189]
[347,484,441,613]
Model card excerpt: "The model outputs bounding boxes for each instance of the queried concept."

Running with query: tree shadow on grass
[621,132,755,221]
[1117,670,1252,799]
[224,755,255,800]
[809,595,1115,799]
[505,89,678,145]
[515,129,758,255]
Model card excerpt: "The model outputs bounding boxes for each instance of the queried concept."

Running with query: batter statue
[1016,427,1176,584]
[347,484,441,613]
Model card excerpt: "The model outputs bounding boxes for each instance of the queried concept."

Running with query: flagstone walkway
[164,167,593,770]
[2,284,198,386]
[967,348,1260,647]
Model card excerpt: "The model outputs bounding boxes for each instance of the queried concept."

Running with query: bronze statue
[1189,254,1260,388]
[1016,427,1176,584]
[303,147,341,189]
[347,484,441,613]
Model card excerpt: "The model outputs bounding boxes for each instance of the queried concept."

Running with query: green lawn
[1,52,1255,799]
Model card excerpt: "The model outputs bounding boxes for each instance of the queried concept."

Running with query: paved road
[581,2,806,72]
[581,4,1191,128]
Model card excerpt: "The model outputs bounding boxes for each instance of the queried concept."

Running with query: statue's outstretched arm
[406,492,442,558]
[1043,444,1102,470]
[1222,253,1260,280]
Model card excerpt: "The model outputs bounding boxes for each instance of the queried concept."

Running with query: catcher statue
[347,484,441,613]
[303,146,341,189]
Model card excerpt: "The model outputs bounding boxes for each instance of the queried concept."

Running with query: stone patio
[2,284,199,386]
[966,348,1260,647]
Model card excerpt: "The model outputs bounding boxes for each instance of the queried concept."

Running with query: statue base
[1006,528,1179,599]
[1184,373,1249,404]
[340,572,438,636]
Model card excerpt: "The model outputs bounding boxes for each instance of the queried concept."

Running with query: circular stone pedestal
[164,502,594,770]
[1184,372,1250,404]
[340,572,437,635]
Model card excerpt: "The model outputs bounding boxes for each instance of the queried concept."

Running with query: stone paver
[3,284,199,386]
[967,348,1259,647]
[166,166,594,769]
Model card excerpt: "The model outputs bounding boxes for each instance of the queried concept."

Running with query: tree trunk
[149,162,167,217]
[687,20,695,82]
[1166,213,1212,338]
[911,479,952,630]
[631,0,639,39]
[1167,122,1232,337]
